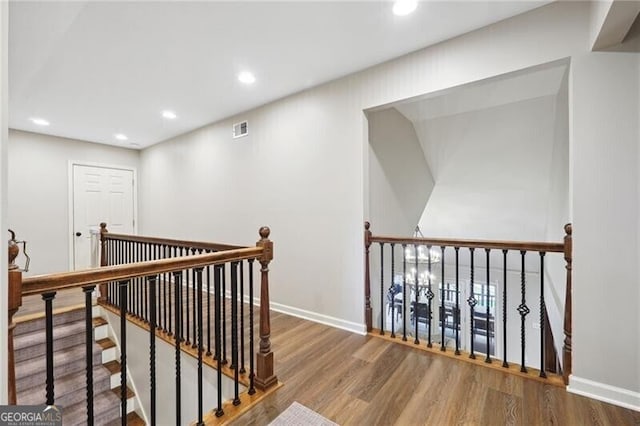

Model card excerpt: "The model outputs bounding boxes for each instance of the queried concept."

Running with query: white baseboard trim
[268,301,367,335]
[239,294,366,335]
[568,376,640,412]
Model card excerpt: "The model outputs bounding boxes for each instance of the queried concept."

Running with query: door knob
[75,232,82,237]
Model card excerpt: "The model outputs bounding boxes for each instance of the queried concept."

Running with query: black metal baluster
[414,244,419,345]
[240,260,246,374]
[502,250,509,368]
[148,275,157,425]
[214,265,224,417]
[168,246,175,337]
[173,271,182,425]
[539,252,546,378]
[402,244,407,342]
[144,244,150,323]
[455,247,460,355]
[222,263,227,365]
[43,292,56,406]
[248,259,256,395]
[192,248,198,349]
[426,246,434,348]
[468,248,477,359]
[206,262,212,357]
[118,280,128,425]
[485,248,492,364]
[390,244,395,338]
[195,267,205,425]
[183,248,190,346]
[231,262,241,406]
[440,246,446,352]
[83,285,95,424]
[162,246,167,333]
[518,251,529,373]
[136,242,140,318]
[379,242,385,335]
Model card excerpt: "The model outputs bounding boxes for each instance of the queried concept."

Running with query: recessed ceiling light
[114,133,128,141]
[130,142,140,148]
[238,71,256,85]
[393,0,417,16]
[30,117,50,126]
[162,110,177,119]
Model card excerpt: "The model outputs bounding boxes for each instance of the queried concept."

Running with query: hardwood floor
[16,282,640,425]
[233,312,640,426]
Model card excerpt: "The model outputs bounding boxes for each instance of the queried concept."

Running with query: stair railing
[364,221,572,385]
[7,226,277,424]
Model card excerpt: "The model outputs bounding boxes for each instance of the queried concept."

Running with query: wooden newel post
[8,232,23,404]
[562,223,572,385]
[255,226,277,390]
[364,221,372,332]
[98,222,108,303]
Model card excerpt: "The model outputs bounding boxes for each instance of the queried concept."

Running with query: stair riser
[16,351,102,392]
[67,402,121,426]
[14,309,86,336]
[15,333,86,363]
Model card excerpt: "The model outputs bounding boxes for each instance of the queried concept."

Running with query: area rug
[268,401,339,426]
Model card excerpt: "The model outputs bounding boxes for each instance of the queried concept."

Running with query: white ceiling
[9,1,550,149]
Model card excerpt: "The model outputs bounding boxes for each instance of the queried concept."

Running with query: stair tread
[63,388,121,425]
[111,386,135,399]
[14,307,86,336]
[103,360,121,375]
[93,317,108,327]
[14,319,87,350]
[15,343,102,392]
[96,338,116,350]
[18,365,111,405]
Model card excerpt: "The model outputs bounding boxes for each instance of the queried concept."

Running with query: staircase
[13,307,145,425]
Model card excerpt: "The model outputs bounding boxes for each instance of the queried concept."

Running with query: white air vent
[232,121,248,139]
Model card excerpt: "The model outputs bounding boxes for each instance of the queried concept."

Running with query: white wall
[138,1,640,407]
[414,96,557,241]
[544,69,570,363]
[368,107,434,236]
[141,1,590,333]
[570,52,640,405]
[0,0,8,405]
[8,130,139,275]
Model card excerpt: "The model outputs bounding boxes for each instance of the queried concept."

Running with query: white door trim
[68,161,138,271]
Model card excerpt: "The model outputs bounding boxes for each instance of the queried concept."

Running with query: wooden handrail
[101,223,245,252]
[22,247,263,297]
[369,235,564,253]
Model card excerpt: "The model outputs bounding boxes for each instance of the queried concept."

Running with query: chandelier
[403,226,440,285]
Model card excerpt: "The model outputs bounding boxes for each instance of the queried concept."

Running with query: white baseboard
[239,294,366,335]
[268,301,367,335]
[568,376,640,412]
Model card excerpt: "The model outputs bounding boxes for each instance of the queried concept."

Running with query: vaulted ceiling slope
[10,1,550,149]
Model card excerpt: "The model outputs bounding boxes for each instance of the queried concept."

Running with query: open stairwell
[13,307,145,425]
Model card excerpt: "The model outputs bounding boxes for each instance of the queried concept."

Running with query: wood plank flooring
[232,312,640,426]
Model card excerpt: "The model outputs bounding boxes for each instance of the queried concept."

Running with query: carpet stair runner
[14,307,145,425]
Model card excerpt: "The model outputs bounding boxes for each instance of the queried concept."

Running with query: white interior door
[72,164,135,270]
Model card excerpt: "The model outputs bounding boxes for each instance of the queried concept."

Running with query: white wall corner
[568,376,640,412]
[591,0,640,51]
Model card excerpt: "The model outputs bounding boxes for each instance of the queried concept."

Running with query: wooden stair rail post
[364,221,372,332]
[98,222,108,303]
[7,235,23,404]
[255,226,277,389]
[563,223,573,385]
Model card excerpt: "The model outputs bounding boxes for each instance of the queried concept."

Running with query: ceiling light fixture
[114,133,128,141]
[162,110,177,119]
[238,71,256,85]
[392,0,417,16]
[30,117,50,126]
